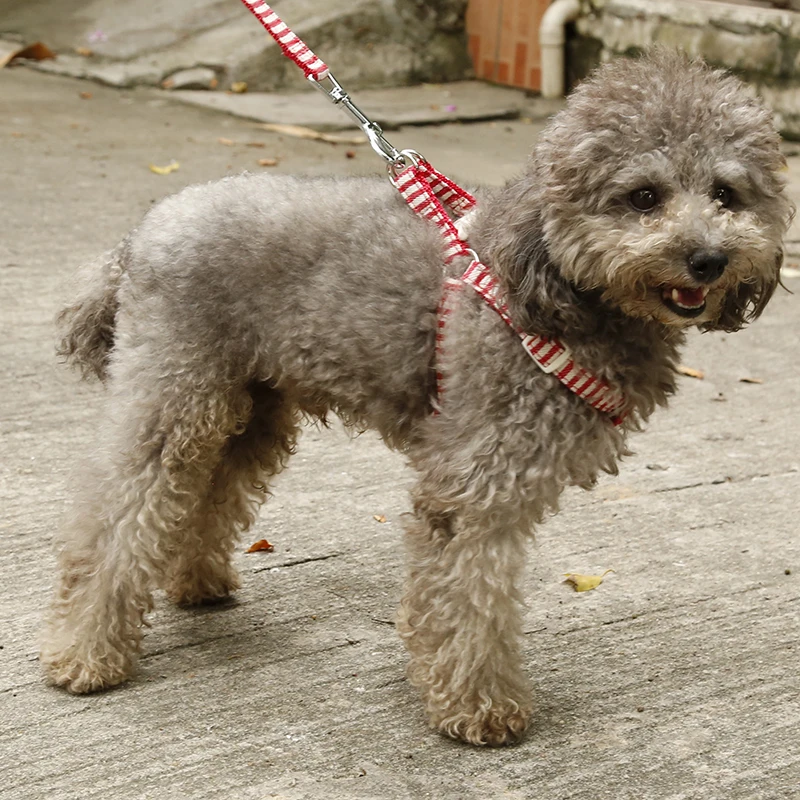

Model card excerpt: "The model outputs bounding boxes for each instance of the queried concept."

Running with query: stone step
[2,0,473,91]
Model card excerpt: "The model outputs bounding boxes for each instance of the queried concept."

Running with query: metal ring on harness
[387,149,422,177]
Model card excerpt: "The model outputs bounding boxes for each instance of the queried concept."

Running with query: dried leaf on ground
[246,539,274,553]
[257,157,278,167]
[0,41,56,68]
[148,160,180,175]
[246,141,266,148]
[739,376,764,384]
[217,137,235,146]
[260,123,367,146]
[563,569,615,593]
[79,91,92,100]
[75,47,93,57]
[229,81,248,94]
[677,365,705,380]
[373,515,387,523]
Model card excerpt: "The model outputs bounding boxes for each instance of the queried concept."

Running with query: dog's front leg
[398,501,531,746]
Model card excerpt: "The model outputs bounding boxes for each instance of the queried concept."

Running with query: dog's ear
[702,251,782,333]
[477,200,595,338]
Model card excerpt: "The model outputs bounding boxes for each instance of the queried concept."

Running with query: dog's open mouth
[660,285,709,318]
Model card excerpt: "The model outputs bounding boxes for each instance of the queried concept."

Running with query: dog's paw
[164,562,241,606]
[432,699,531,747]
[41,646,134,694]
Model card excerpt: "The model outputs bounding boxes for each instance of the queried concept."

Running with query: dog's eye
[629,188,659,212]
[713,186,733,208]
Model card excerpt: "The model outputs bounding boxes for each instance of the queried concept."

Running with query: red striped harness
[239,0,626,426]
[390,157,626,425]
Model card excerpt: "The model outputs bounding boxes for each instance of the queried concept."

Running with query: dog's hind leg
[163,382,300,606]
[398,489,532,747]
[41,367,254,694]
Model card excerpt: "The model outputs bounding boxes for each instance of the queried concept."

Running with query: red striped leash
[240,1,329,80]
[240,0,406,165]
[239,0,476,238]
[239,0,478,203]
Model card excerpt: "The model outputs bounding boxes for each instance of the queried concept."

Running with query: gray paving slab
[2,68,800,800]
[166,81,547,131]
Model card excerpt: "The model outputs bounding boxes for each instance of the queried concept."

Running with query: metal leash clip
[309,73,421,173]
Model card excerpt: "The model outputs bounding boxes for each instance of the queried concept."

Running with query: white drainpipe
[539,0,581,98]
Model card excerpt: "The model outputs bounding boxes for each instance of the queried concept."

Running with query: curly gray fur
[42,50,791,747]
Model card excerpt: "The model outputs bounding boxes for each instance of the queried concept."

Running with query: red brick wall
[465,0,550,90]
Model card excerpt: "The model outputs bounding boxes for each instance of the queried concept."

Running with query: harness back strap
[391,161,475,264]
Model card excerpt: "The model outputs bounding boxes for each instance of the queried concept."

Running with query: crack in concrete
[549,583,774,638]
[374,676,406,688]
[251,552,344,573]
[654,468,798,494]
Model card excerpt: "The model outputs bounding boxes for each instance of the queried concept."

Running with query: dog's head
[529,50,792,332]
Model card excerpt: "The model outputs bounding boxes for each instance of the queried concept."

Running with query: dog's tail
[56,239,127,382]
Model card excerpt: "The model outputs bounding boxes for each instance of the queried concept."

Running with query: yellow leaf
[257,157,278,167]
[230,81,248,93]
[373,514,387,523]
[677,365,704,380]
[149,161,180,175]
[260,123,367,145]
[563,569,615,592]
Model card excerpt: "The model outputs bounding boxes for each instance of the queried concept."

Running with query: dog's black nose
[688,249,728,283]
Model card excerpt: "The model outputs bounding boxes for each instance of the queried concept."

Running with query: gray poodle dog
[41,51,791,746]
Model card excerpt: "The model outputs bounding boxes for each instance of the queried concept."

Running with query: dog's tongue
[667,287,706,308]
[677,287,705,307]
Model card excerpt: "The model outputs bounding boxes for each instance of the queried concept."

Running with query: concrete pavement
[1,66,800,800]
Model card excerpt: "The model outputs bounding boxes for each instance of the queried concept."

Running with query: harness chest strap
[455,262,627,425]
